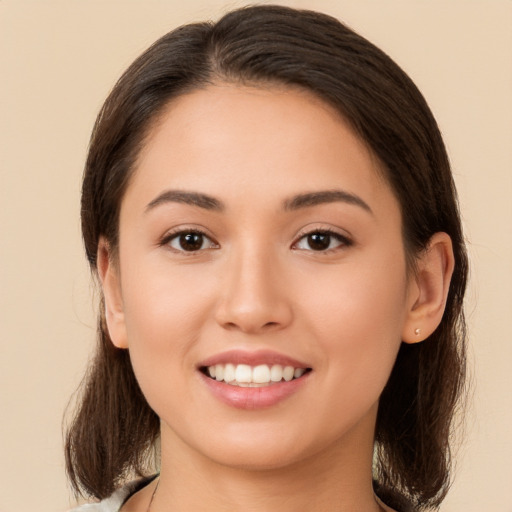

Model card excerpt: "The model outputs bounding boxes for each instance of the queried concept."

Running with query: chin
[207,444,310,472]
[184,423,340,473]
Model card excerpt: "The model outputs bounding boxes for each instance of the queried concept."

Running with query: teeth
[205,363,308,386]
[294,368,305,378]
[235,364,252,383]
[252,364,270,384]
[224,363,235,383]
[283,366,294,382]
[270,364,283,382]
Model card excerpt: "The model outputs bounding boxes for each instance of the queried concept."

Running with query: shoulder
[373,482,414,512]
[68,475,158,512]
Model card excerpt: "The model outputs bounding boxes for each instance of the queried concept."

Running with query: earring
[414,328,421,336]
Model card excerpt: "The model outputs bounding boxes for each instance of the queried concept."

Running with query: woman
[65,5,468,511]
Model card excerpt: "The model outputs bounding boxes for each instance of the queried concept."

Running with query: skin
[99,84,454,512]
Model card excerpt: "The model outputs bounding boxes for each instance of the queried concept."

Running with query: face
[104,84,418,470]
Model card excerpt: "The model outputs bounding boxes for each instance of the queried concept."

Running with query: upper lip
[198,349,311,369]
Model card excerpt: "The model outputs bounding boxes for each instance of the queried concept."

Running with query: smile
[202,363,310,387]
[198,351,313,409]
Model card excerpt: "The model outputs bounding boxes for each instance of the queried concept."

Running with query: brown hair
[65,5,468,510]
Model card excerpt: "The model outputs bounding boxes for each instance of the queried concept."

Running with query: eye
[165,230,218,252]
[293,230,351,252]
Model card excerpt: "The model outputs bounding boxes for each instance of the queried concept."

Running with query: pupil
[308,233,330,251]
[180,232,203,251]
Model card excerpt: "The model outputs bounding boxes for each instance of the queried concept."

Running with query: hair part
[66,5,468,510]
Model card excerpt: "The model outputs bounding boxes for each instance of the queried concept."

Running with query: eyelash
[159,228,218,254]
[292,228,353,253]
[160,228,353,254]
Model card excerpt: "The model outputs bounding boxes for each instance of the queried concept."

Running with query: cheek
[300,250,408,391]
[119,260,213,397]
[121,251,214,337]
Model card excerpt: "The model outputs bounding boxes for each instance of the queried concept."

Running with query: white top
[69,476,156,512]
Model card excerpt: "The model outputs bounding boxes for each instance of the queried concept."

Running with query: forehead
[124,83,396,217]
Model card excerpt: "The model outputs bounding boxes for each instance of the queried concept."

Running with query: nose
[214,246,293,334]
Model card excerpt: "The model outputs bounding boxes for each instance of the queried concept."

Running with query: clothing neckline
[119,474,159,511]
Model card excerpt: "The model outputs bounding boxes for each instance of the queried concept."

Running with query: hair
[65,5,468,511]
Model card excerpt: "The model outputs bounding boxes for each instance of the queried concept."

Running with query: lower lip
[199,372,310,410]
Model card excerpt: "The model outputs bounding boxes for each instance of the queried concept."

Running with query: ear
[97,237,128,349]
[402,232,455,343]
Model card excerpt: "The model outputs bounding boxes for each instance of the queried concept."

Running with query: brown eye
[180,233,204,251]
[307,233,331,251]
[167,231,216,252]
[294,230,350,252]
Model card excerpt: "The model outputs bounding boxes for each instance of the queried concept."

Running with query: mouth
[200,363,312,387]
[197,350,313,409]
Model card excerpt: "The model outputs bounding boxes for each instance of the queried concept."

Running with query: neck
[151,412,385,512]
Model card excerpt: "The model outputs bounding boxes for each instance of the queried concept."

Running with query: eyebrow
[145,190,224,212]
[145,188,372,215]
[283,190,373,214]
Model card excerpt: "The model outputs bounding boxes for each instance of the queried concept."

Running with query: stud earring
[414,328,421,336]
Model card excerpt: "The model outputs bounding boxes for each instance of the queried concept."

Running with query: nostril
[220,319,283,333]
[214,281,294,334]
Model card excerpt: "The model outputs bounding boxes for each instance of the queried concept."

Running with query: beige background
[1,1,511,511]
